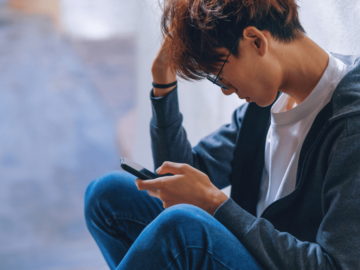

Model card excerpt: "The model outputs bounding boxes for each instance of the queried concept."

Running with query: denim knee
[152,204,208,233]
[84,171,136,224]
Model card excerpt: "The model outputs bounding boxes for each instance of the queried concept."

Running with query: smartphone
[120,157,173,180]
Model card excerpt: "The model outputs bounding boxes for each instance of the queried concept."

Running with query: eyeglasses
[206,37,239,91]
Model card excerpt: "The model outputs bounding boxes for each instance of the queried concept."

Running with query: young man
[84,0,360,269]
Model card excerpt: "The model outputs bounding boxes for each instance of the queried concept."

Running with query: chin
[254,99,272,108]
[256,94,278,107]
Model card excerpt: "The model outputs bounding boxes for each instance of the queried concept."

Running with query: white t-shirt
[256,53,349,217]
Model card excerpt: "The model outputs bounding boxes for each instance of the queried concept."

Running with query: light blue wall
[298,0,360,55]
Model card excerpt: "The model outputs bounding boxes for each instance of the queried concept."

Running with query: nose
[221,86,237,96]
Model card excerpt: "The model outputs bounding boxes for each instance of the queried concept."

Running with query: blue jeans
[84,171,265,270]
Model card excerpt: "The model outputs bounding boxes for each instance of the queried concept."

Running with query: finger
[134,178,140,188]
[135,178,163,191]
[147,189,160,199]
[163,201,176,209]
[156,161,188,175]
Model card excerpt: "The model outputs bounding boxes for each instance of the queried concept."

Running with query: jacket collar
[330,53,360,121]
[231,53,360,216]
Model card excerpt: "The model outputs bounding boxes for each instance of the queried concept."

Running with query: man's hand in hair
[151,37,177,97]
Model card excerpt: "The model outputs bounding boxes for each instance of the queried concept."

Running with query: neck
[277,35,329,105]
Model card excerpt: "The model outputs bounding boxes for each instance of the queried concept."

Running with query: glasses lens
[206,75,229,90]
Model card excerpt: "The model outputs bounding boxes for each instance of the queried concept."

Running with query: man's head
[161,0,306,106]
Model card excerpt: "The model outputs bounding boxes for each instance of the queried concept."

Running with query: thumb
[156,161,183,175]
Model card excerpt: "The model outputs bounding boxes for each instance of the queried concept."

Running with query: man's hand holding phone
[135,161,229,216]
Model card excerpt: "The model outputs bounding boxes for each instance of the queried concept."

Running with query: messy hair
[161,0,305,80]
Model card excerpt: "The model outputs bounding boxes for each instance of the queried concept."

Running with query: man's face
[213,31,283,107]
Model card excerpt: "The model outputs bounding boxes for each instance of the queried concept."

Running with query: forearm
[213,199,337,270]
[150,86,246,189]
[149,36,234,189]
[150,87,197,170]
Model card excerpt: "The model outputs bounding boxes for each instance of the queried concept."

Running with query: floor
[0,7,135,270]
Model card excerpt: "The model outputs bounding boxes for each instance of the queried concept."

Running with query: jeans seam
[112,213,150,226]
[165,246,232,270]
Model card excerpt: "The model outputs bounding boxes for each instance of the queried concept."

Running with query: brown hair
[161,0,305,80]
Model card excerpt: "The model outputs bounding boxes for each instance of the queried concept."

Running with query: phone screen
[123,158,147,172]
[120,157,158,180]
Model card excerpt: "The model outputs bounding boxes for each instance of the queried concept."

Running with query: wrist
[153,85,177,97]
[151,65,177,98]
[152,81,177,89]
[208,189,229,216]
[152,67,176,85]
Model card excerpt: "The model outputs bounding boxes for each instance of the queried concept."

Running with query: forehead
[205,42,240,76]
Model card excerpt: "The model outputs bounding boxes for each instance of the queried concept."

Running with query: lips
[236,89,249,101]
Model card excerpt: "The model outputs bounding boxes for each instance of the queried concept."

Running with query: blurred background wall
[61,0,137,39]
[0,0,136,269]
[0,0,359,269]
[10,0,60,25]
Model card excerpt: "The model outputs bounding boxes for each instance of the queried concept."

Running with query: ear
[242,26,268,57]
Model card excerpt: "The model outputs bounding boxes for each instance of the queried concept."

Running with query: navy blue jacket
[150,53,360,269]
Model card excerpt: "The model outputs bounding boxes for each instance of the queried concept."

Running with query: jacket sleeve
[213,133,360,269]
[150,87,247,190]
